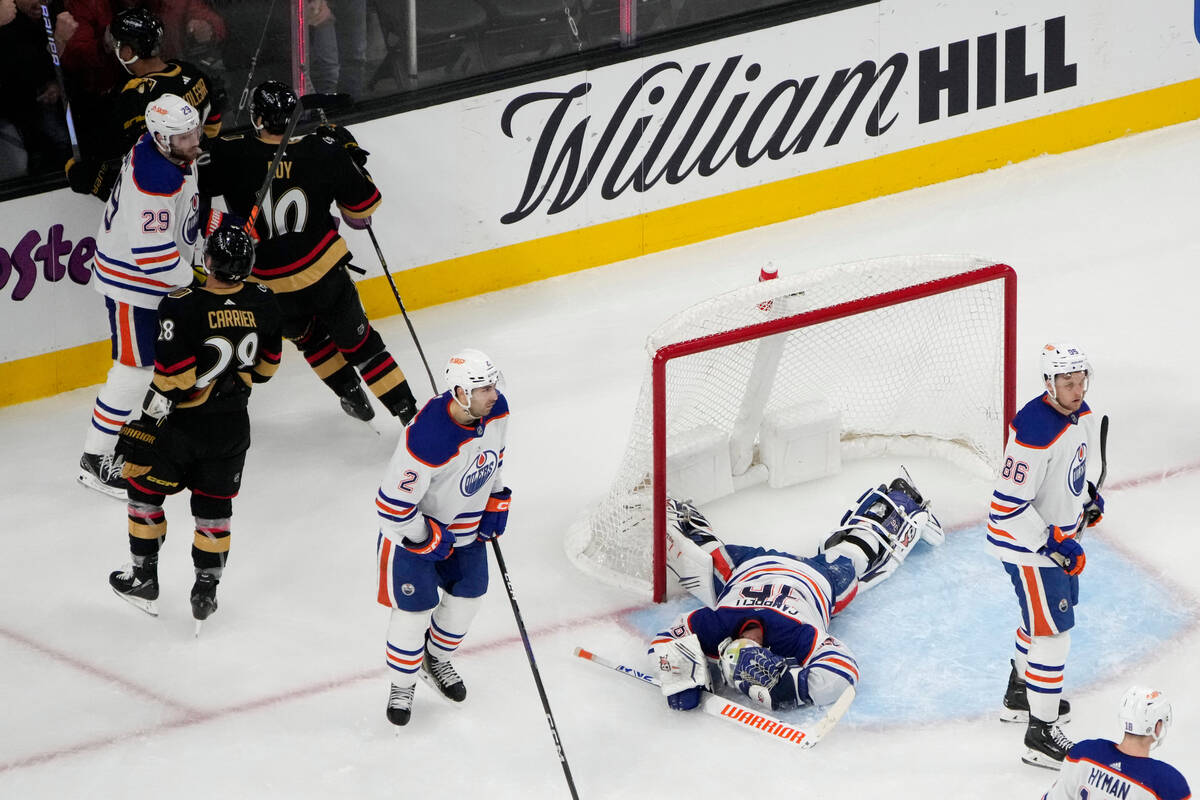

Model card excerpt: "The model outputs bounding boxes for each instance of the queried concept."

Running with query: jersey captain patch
[460,451,499,497]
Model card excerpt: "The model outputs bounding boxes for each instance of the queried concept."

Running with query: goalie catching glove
[719,634,860,711]
[476,487,511,541]
[649,633,712,711]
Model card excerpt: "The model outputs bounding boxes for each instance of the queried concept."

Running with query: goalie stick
[573,647,854,750]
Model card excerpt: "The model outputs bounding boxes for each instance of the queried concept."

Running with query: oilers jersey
[987,394,1098,566]
[1042,739,1190,800]
[92,133,201,309]
[376,391,509,548]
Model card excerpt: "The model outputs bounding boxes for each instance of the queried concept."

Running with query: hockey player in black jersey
[109,225,281,634]
[65,7,224,200]
[198,80,418,425]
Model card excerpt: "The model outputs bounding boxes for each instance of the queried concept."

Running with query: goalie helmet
[145,95,201,160]
[109,7,163,64]
[1119,686,1172,749]
[205,225,256,283]
[250,81,298,136]
[445,349,499,405]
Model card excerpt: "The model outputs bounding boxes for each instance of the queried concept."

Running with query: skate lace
[1049,725,1074,750]
[99,453,125,482]
[427,657,462,687]
[388,684,414,709]
[114,562,135,581]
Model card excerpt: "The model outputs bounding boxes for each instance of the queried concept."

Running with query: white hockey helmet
[1041,342,1090,398]
[445,349,500,410]
[145,94,201,159]
[1119,686,1172,749]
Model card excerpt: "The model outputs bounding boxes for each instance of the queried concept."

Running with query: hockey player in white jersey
[987,343,1105,768]
[648,474,944,714]
[1041,687,1190,800]
[374,349,511,726]
[78,94,204,498]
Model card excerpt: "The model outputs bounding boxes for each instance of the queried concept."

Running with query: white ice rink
[2,118,1199,798]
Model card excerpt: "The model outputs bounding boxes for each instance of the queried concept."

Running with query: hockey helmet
[445,349,499,408]
[145,94,201,159]
[205,225,256,283]
[1041,342,1090,398]
[109,8,163,64]
[250,81,298,136]
[1119,686,1172,749]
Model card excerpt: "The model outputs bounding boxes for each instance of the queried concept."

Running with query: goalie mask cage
[565,255,1016,601]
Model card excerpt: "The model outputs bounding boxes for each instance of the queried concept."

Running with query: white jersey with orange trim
[987,393,1098,567]
[376,391,509,548]
[92,133,201,309]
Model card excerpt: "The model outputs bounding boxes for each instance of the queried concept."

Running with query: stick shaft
[40,3,80,159]
[492,540,580,799]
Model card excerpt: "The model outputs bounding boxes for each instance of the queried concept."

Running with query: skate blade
[111,587,158,617]
[1021,749,1066,770]
[1000,709,1070,724]
[78,472,127,500]
[417,670,465,705]
[194,619,204,637]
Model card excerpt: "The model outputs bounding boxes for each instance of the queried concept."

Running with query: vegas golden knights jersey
[199,131,382,294]
[111,60,224,157]
[151,282,283,416]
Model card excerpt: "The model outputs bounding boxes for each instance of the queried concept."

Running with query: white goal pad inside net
[565,255,1015,599]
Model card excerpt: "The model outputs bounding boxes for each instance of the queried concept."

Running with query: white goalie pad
[664,497,732,607]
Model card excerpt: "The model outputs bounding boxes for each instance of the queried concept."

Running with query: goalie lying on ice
[648,474,944,713]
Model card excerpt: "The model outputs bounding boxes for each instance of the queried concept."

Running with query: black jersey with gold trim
[152,282,283,415]
[199,131,382,294]
[111,60,224,155]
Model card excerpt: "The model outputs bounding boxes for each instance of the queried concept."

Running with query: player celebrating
[199,80,417,425]
[374,349,511,725]
[79,94,205,499]
[987,343,1105,768]
[108,224,282,633]
[65,7,223,200]
[1041,687,1190,800]
[648,475,944,713]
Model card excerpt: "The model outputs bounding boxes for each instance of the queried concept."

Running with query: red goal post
[567,256,1016,601]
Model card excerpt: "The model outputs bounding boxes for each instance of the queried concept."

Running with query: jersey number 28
[198,332,260,387]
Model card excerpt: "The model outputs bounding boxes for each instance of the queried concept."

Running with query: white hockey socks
[84,363,152,454]
[1025,630,1070,723]
[386,608,430,687]
[427,594,482,661]
[1012,626,1032,680]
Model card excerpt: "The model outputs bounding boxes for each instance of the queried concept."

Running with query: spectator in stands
[0,0,73,178]
[307,0,366,99]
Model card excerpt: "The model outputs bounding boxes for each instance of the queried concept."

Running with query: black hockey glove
[65,157,119,200]
[115,416,162,479]
[315,123,369,169]
[476,488,511,541]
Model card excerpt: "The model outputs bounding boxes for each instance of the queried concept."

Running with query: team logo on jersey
[460,450,499,496]
[1068,442,1087,496]
[182,194,200,247]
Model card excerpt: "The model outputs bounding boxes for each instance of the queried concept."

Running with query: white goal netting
[565,255,1014,597]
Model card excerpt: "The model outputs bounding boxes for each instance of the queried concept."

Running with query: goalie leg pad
[665,497,732,606]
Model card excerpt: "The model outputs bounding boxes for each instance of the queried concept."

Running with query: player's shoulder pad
[131,135,185,195]
[167,287,193,299]
[1010,394,1074,448]
[404,394,477,467]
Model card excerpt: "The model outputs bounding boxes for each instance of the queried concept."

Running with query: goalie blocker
[653,471,944,713]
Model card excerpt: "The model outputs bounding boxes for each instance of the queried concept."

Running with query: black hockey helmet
[206,225,256,282]
[250,81,298,135]
[110,8,164,59]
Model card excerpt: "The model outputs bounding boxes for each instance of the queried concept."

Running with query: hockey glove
[1084,481,1105,527]
[719,637,796,710]
[115,416,162,479]
[65,156,119,200]
[316,123,370,169]
[1043,525,1086,576]
[476,488,511,541]
[650,633,711,711]
[400,517,454,561]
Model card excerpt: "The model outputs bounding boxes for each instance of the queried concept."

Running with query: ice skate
[338,384,376,422]
[79,453,128,500]
[1022,718,1074,769]
[109,558,159,616]
[386,683,414,726]
[1001,660,1070,723]
[190,572,219,636]
[420,654,467,703]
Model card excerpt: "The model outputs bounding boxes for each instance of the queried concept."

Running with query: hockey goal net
[565,255,1015,600]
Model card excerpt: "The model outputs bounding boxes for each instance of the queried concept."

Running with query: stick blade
[299,92,352,112]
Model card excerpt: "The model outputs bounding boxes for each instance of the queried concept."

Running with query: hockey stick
[574,647,855,750]
[492,540,580,799]
[40,2,80,159]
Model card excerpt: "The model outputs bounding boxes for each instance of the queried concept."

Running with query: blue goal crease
[622,525,1192,727]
